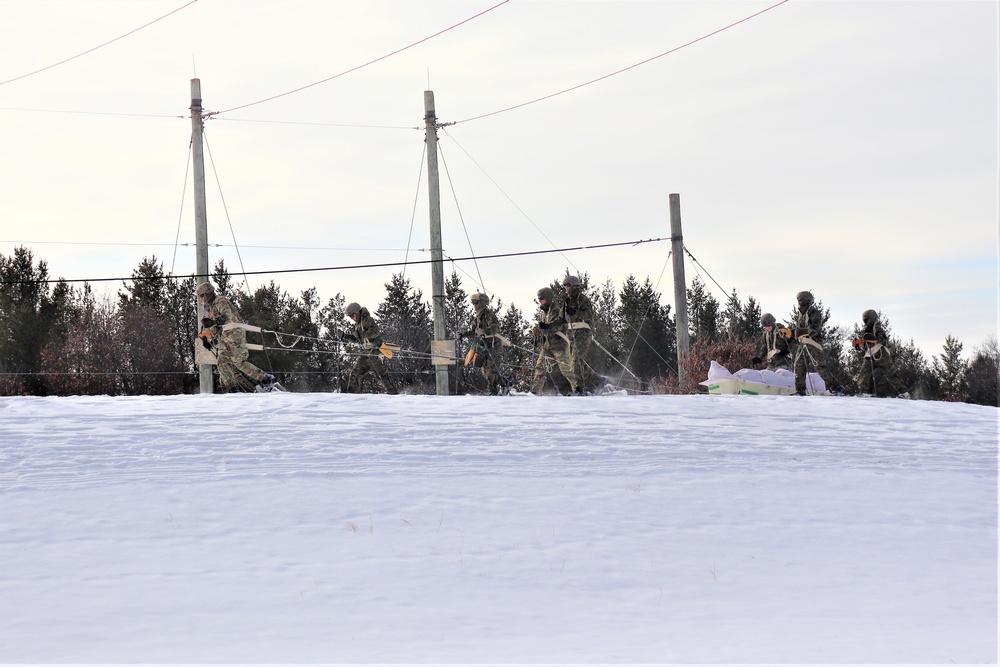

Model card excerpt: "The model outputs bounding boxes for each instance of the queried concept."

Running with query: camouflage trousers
[566,331,599,393]
[477,345,507,394]
[857,351,906,397]
[793,339,826,394]
[347,351,397,394]
[530,345,571,394]
[217,328,266,391]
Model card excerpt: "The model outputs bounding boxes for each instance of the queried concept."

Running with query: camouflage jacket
[464,307,501,351]
[792,304,824,343]
[535,305,568,350]
[759,326,792,361]
[858,321,891,359]
[350,307,383,351]
[204,295,245,341]
[560,289,594,335]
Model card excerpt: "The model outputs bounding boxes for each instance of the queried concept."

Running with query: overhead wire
[0,237,670,286]
[441,127,578,273]
[437,142,486,294]
[451,0,790,125]
[0,106,184,120]
[401,141,428,282]
[683,246,731,299]
[215,0,511,115]
[170,136,194,275]
[2,239,433,253]
[0,0,201,87]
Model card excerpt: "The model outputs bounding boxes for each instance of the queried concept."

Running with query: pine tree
[931,335,968,400]
[617,275,676,384]
[686,276,721,345]
[590,278,620,370]
[376,273,433,392]
[317,294,351,392]
[964,335,999,407]
[118,256,168,316]
[721,290,760,342]
[498,301,531,390]
[0,247,73,395]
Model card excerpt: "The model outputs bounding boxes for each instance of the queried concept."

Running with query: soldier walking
[853,309,908,398]
[560,275,600,394]
[459,293,509,395]
[786,290,827,395]
[196,282,275,393]
[752,312,792,371]
[529,286,572,395]
[342,302,397,394]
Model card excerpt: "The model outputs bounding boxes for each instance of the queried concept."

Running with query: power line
[452,0,790,125]
[215,117,418,131]
[2,240,425,252]
[215,0,511,116]
[0,237,669,285]
[0,0,201,87]
[0,106,184,120]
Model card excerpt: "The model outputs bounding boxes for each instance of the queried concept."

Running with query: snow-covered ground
[1,392,996,664]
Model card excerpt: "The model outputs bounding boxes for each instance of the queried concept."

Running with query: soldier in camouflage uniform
[529,286,573,395]
[196,282,275,393]
[560,275,600,394]
[853,309,908,398]
[342,302,397,394]
[752,312,792,371]
[459,293,509,395]
[785,290,826,395]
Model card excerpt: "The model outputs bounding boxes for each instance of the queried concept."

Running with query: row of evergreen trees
[1,246,996,405]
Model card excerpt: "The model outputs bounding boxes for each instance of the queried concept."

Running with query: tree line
[1,246,996,405]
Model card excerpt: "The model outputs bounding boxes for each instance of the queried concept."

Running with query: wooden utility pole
[670,193,690,383]
[424,91,449,396]
[191,78,213,394]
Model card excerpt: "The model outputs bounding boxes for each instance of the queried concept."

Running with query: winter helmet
[537,287,554,302]
[796,290,814,305]
[761,312,776,327]
[195,282,215,297]
[470,293,489,306]
[563,275,582,288]
[343,302,362,317]
[862,309,878,326]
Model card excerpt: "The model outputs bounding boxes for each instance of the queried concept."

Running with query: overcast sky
[1,0,996,360]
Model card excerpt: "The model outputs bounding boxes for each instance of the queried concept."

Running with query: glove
[201,317,216,329]
[852,338,865,350]
[370,337,383,348]
[863,332,877,343]
[778,328,793,339]
[751,356,762,365]
[538,322,550,330]
[565,306,577,316]
[794,328,810,339]
[198,330,213,349]
[778,349,789,358]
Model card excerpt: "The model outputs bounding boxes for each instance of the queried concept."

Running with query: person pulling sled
[196,282,277,393]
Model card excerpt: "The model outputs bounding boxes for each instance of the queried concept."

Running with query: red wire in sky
[453,0,790,125]
[216,0,511,115]
[0,0,200,87]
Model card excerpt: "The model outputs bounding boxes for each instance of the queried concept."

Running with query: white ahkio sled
[699,360,828,396]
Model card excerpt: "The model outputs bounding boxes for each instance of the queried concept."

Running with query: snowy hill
[1,393,996,664]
